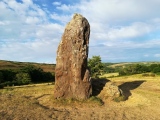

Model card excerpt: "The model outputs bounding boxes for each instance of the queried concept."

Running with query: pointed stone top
[73,13,83,19]
[66,13,89,30]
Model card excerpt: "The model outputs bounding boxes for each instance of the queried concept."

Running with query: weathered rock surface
[98,82,123,100]
[54,13,92,100]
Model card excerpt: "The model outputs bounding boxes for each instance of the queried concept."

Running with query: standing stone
[54,13,92,100]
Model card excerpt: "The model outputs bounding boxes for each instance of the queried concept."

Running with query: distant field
[108,61,160,68]
[0,60,55,72]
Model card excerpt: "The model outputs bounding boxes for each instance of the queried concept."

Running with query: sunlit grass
[100,72,119,78]
[100,73,160,83]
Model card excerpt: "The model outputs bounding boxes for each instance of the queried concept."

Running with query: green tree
[21,65,44,83]
[118,64,150,76]
[15,72,31,85]
[102,63,116,73]
[0,72,3,83]
[0,70,16,82]
[152,67,160,74]
[149,64,159,72]
[21,65,55,83]
[88,56,103,78]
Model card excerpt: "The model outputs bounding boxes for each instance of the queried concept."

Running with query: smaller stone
[98,82,123,100]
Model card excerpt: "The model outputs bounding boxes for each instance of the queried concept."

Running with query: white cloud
[25,16,40,24]
[53,0,159,42]
[82,1,158,19]
[55,0,160,24]
[5,0,30,14]
[52,1,61,6]
[22,0,33,5]
[35,23,63,39]
[106,39,160,49]
[56,4,72,11]
[144,54,149,57]
[0,40,58,63]
[106,22,152,40]
[50,13,71,24]
[0,0,58,40]
[0,0,63,63]
[0,21,10,25]
[154,54,160,58]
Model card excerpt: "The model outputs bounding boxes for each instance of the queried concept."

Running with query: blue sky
[0,0,160,63]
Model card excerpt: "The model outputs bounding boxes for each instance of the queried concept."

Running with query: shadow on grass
[91,78,110,96]
[119,80,146,100]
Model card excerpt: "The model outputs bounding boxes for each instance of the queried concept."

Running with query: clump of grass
[88,96,104,106]
[51,97,90,107]
[142,73,156,77]
[51,96,104,107]
[3,86,14,92]
[113,95,126,102]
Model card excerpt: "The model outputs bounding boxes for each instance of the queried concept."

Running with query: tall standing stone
[54,13,92,100]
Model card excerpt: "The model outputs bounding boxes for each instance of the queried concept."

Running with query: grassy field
[1,74,160,120]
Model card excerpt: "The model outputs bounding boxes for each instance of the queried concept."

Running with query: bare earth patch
[1,76,160,120]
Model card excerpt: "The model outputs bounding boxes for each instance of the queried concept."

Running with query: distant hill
[0,60,55,73]
[106,61,160,68]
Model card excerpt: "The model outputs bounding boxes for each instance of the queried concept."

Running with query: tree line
[88,56,160,78]
[118,64,160,76]
[0,65,55,88]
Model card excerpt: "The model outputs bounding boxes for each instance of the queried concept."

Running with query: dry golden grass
[1,75,160,120]
[100,72,119,78]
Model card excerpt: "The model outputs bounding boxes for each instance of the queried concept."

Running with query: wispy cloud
[106,22,152,40]
[154,54,160,58]
[0,0,63,63]
[52,1,61,6]
[50,13,71,24]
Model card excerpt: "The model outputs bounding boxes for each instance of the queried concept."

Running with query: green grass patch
[113,95,126,102]
[52,96,104,107]
[88,96,104,106]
